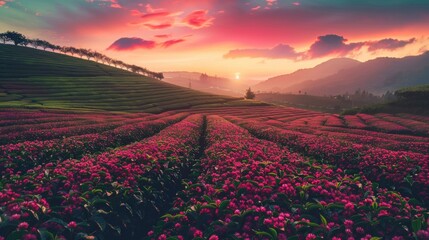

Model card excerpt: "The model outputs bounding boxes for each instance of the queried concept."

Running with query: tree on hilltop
[30,39,46,49]
[245,87,256,99]
[0,33,8,44]
[5,31,27,46]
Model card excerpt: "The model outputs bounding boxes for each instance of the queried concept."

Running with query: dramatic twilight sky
[1,0,429,80]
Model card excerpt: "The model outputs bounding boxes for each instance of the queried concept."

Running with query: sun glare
[235,72,240,80]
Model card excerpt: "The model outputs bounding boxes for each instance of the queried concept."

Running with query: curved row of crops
[0,114,203,239]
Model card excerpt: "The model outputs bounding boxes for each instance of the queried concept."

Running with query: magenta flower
[67,221,77,229]
[17,222,29,230]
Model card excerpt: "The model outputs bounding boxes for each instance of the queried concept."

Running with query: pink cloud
[141,11,171,21]
[251,6,261,11]
[110,3,122,8]
[266,0,277,6]
[162,39,185,48]
[145,4,164,13]
[144,23,173,29]
[130,9,142,16]
[0,0,11,7]
[182,10,214,28]
[107,37,156,51]
[155,34,171,38]
[224,44,299,59]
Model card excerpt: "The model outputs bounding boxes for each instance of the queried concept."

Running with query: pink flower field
[0,107,428,239]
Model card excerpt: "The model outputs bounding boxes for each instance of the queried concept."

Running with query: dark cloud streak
[107,37,156,51]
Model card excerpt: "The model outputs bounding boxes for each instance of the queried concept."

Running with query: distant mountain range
[254,58,361,93]
[254,52,429,95]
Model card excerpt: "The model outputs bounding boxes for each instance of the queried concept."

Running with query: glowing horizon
[1,0,429,81]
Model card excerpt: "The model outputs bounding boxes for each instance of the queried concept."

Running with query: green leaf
[320,214,327,226]
[161,213,185,220]
[268,228,278,238]
[28,209,39,221]
[6,230,26,240]
[370,237,382,240]
[253,230,273,239]
[203,195,214,203]
[201,204,217,209]
[91,214,107,232]
[246,180,259,186]
[91,189,103,194]
[75,233,89,240]
[38,229,54,240]
[372,182,379,191]
[44,218,68,228]
[219,200,230,212]
[108,224,121,235]
[295,221,320,228]
[91,198,110,207]
[120,203,133,217]
[327,203,344,210]
[412,217,422,233]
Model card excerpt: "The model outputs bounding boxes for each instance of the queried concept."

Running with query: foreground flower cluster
[228,117,429,203]
[0,115,203,239]
[149,116,428,239]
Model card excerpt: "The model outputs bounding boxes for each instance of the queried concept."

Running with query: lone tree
[5,31,27,46]
[0,33,8,44]
[245,87,256,99]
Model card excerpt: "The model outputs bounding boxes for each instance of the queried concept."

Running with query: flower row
[231,117,429,202]
[0,113,188,177]
[0,115,203,240]
[262,119,429,154]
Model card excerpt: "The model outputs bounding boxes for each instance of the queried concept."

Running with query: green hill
[343,84,429,115]
[0,44,250,112]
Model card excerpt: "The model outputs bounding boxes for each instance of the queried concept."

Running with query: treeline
[256,89,397,113]
[0,31,164,80]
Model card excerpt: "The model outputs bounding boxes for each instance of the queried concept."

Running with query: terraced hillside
[0,45,242,112]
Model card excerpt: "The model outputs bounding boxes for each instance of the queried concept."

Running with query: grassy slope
[0,45,260,113]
